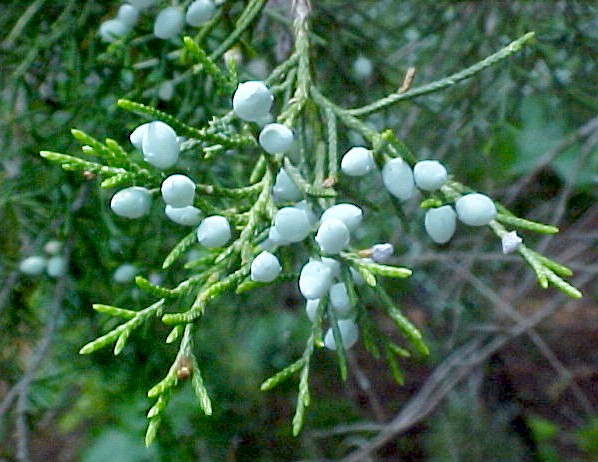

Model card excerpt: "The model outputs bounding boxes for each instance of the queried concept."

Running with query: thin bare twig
[0,185,87,460]
[452,263,595,417]
[332,269,592,462]
[505,116,598,205]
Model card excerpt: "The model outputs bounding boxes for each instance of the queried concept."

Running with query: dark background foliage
[1,1,597,461]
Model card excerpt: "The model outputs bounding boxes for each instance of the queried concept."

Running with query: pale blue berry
[186,0,216,27]
[141,121,180,169]
[382,157,414,201]
[371,243,393,262]
[315,219,350,254]
[324,320,359,351]
[413,160,448,191]
[99,19,129,43]
[273,168,302,203]
[299,260,333,300]
[353,56,373,79]
[113,263,138,283]
[196,215,231,247]
[158,81,174,101]
[232,81,273,122]
[250,251,282,282]
[19,256,46,275]
[329,282,355,319]
[274,207,311,243]
[117,4,140,28]
[320,203,362,232]
[350,267,365,286]
[455,193,497,226]
[110,187,152,219]
[425,205,456,244]
[154,7,185,39]
[165,205,202,226]
[44,240,62,255]
[161,174,195,207]
[341,146,375,176]
[259,123,294,154]
[267,226,291,246]
[321,257,341,280]
[47,256,66,278]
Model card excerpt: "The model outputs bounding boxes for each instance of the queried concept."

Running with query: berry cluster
[99,0,217,43]
[40,4,580,444]
[19,240,66,279]
[340,146,506,246]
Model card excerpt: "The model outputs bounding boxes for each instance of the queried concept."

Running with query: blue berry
[259,123,294,154]
[232,81,273,122]
[382,158,414,201]
[324,320,359,351]
[113,263,138,283]
[250,251,282,282]
[299,260,333,300]
[47,256,66,278]
[413,160,448,191]
[341,146,375,176]
[110,187,152,219]
[424,205,457,243]
[320,203,363,232]
[141,121,180,169]
[273,168,302,203]
[117,4,140,28]
[165,205,202,226]
[161,174,195,207]
[186,0,216,27]
[315,219,350,254]
[19,256,47,275]
[154,7,185,39]
[329,282,355,319]
[196,215,231,247]
[455,193,497,226]
[99,19,129,43]
[274,207,311,243]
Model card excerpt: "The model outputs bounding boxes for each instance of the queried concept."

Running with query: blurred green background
[1,1,597,461]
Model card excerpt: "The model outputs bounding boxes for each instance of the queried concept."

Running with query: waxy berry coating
[320,203,362,232]
[274,207,311,243]
[110,187,152,219]
[341,147,375,176]
[455,193,497,226]
[299,260,333,300]
[413,160,448,191]
[165,205,202,226]
[324,320,359,351]
[141,121,180,169]
[250,251,282,282]
[259,123,294,154]
[186,0,216,27]
[154,7,185,39]
[19,256,47,275]
[232,81,273,122]
[315,219,350,254]
[382,158,414,201]
[425,205,457,244]
[161,174,195,207]
[196,215,231,248]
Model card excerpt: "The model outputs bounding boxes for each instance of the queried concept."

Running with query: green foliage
[34,0,584,444]
[2,1,596,460]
